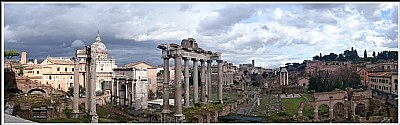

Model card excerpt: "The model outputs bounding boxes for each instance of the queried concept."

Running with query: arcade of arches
[298,88,372,122]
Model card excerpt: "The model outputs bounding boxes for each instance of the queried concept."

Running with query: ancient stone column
[174,55,184,119]
[85,61,90,113]
[72,57,80,118]
[162,57,170,113]
[217,60,223,104]
[183,57,190,108]
[125,81,128,106]
[111,78,114,104]
[116,79,120,105]
[89,48,98,123]
[200,60,206,103]
[192,58,199,104]
[207,60,212,102]
[329,97,334,120]
[130,80,136,107]
[280,72,282,85]
[132,79,138,107]
[344,98,349,118]
[286,72,289,85]
[314,108,319,121]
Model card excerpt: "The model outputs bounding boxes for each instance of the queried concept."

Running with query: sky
[3,2,399,68]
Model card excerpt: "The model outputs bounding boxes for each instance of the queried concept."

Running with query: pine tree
[373,51,376,58]
[364,49,367,58]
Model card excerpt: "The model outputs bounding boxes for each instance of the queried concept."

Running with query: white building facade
[112,67,149,110]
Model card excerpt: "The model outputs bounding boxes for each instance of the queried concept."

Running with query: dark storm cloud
[196,5,256,36]
[106,39,176,67]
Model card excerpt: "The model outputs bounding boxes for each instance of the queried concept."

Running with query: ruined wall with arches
[310,88,372,122]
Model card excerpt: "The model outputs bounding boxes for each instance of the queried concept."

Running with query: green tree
[4,50,20,71]
[157,70,163,77]
[67,85,85,97]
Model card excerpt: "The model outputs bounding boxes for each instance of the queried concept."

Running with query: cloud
[3,3,398,68]
[196,5,256,36]
[179,4,192,11]
[71,40,86,50]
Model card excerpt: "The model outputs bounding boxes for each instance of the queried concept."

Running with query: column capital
[173,54,182,58]
[207,60,212,63]
[217,60,223,63]
[162,56,170,60]
[191,58,199,61]
[182,57,190,60]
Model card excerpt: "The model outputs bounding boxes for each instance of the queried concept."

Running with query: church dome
[91,31,108,59]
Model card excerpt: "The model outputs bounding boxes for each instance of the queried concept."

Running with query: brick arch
[332,101,347,120]
[312,90,348,122]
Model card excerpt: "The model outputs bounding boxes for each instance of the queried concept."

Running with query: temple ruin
[157,38,224,122]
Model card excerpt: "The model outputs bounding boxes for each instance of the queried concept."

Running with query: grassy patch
[302,105,314,117]
[254,95,270,115]
[301,94,313,101]
[99,118,117,123]
[183,103,224,122]
[210,94,241,103]
[97,106,110,118]
[281,97,305,117]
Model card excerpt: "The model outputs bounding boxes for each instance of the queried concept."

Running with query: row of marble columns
[162,54,224,121]
[280,71,289,86]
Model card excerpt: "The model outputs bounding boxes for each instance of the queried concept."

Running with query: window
[72,68,74,71]
[70,76,73,79]
[387,66,390,69]
[65,68,68,71]
[396,85,398,90]
[37,71,39,74]
[58,84,61,89]
[57,67,60,71]
[49,76,52,80]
